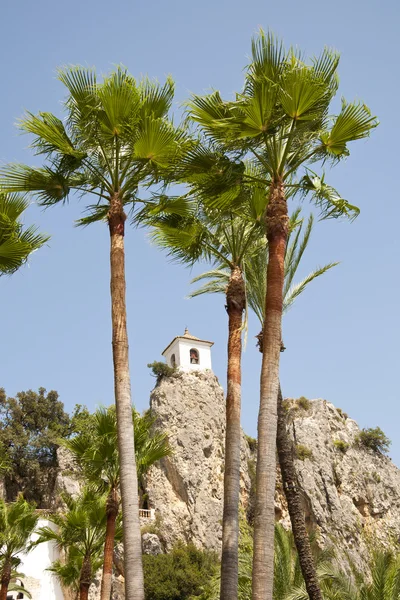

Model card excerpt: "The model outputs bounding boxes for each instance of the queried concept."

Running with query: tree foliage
[0,494,38,598]
[0,191,48,276]
[356,427,391,455]
[0,388,70,504]
[0,66,190,224]
[143,543,218,600]
[35,488,116,596]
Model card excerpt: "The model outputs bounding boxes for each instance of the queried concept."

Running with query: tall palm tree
[0,66,187,600]
[0,191,48,276]
[0,495,38,600]
[201,216,335,600]
[149,198,263,600]
[189,210,337,600]
[65,406,171,600]
[35,489,116,600]
[183,31,377,598]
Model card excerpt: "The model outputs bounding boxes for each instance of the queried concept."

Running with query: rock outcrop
[14,368,400,599]
[144,373,400,574]
[279,399,400,573]
[144,370,254,551]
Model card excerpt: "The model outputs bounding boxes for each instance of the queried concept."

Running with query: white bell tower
[162,328,214,372]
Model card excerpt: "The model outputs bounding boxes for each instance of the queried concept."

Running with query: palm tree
[149,198,263,600]
[183,31,377,598]
[0,495,38,600]
[190,210,337,600]
[64,406,171,600]
[0,191,48,276]
[1,66,186,600]
[35,489,116,600]
[48,545,103,600]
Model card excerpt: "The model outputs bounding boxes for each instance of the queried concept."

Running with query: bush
[245,434,257,453]
[296,444,313,461]
[296,396,311,411]
[356,427,391,454]
[372,471,381,483]
[333,439,349,454]
[147,361,177,381]
[143,542,217,600]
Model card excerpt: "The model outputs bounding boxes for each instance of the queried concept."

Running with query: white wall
[164,339,212,372]
[12,519,64,600]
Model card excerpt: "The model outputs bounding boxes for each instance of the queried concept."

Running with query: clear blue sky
[1,0,398,461]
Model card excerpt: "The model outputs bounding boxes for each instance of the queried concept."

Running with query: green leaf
[320,100,378,157]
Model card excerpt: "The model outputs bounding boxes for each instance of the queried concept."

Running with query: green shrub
[336,408,349,420]
[141,513,163,536]
[143,542,217,600]
[372,471,381,484]
[296,444,313,461]
[355,427,391,454]
[333,439,349,453]
[296,396,311,411]
[147,361,177,382]
[245,434,257,453]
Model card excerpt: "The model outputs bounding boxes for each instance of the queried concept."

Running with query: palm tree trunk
[277,385,323,600]
[100,487,119,600]
[108,192,144,600]
[79,555,92,600]
[220,266,246,600]
[252,179,288,600]
[80,584,90,600]
[256,333,322,599]
[0,560,11,600]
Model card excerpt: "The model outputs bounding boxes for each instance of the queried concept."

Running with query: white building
[162,328,214,372]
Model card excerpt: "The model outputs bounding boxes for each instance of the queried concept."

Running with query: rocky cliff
[143,371,400,575]
[144,370,253,552]
[7,369,400,598]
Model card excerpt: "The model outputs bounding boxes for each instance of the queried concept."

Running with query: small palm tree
[1,66,187,600]
[0,191,48,276]
[35,489,115,600]
[65,406,171,600]
[184,31,377,598]
[48,546,103,600]
[0,495,38,600]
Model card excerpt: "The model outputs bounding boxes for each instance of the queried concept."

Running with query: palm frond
[283,262,339,312]
[320,100,378,158]
[139,76,175,118]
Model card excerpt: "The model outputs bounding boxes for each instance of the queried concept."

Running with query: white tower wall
[162,329,213,372]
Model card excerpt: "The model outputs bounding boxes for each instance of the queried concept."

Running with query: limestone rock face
[144,370,254,551]
[144,373,400,574]
[88,572,125,600]
[142,533,164,555]
[280,399,400,572]
[54,445,81,503]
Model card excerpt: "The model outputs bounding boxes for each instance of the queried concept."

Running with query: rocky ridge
[7,369,399,598]
[143,371,400,575]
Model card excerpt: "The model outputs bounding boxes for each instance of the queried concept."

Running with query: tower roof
[162,328,214,355]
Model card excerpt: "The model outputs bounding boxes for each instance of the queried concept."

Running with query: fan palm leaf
[0,191,48,275]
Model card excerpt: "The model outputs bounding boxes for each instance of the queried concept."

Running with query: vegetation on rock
[333,439,350,453]
[147,361,178,382]
[296,444,313,461]
[356,427,391,454]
